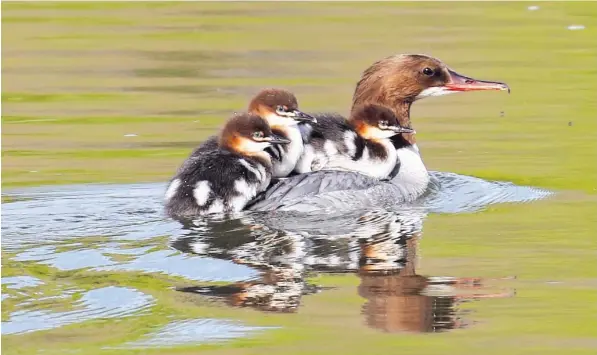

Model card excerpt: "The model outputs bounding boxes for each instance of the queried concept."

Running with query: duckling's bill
[387,125,415,134]
[292,109,318,123]
[261,134,291,145]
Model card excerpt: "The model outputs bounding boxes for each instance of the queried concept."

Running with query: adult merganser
[247,54,509,212]
[165,113,289,218]
[183,89,316,178]
[294,103,414,180]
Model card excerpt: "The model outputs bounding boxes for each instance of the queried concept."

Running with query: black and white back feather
[166,149,271,219]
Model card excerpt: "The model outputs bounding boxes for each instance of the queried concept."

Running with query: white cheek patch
[359,126,394,140]
[165,178,181,201]
[238,138,271,154]
[366,126,396,139]
[416,87,456,99]
[265,113,297,127]
[193,180,211,206]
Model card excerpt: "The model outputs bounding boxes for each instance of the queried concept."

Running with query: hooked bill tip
[498,83,511,94]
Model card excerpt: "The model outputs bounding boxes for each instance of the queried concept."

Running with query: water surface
[2,2,595,354]
[1,171,550,344]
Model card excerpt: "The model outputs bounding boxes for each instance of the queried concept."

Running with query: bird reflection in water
[171,208,513,333]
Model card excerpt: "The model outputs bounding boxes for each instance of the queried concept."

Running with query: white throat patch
[270,126,304,177]
[416,87,456,100]
[265,113,298,127]
[237,137,271,154]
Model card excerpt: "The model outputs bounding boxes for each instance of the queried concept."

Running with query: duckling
[247,54,510,212]
[165,113,289,219]
[185,88,316,178]
[294,104,414,180]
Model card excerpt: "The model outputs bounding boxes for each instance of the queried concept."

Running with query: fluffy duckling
[185,88,316,178]
[165,113,289,219]
[294,104,413,179]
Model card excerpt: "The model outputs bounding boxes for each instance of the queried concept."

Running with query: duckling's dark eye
[252,131,264,139]
[422,67,434,76]
[379,120,389,128]
[275,105,287,114]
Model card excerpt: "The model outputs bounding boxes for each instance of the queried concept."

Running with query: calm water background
[2,2,596,355]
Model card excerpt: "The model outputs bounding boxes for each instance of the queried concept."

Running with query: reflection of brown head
[358,273,458,333]
[357,235,459,333]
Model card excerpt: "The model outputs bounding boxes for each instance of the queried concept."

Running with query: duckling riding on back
[165,113,289,219]
[295,104,414,180]
[185,88,316,178]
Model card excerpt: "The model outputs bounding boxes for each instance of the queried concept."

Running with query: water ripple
[0,172,550,337]
[1,286,154,335]
[94,250,257,282]
[1,172,551,250]
[1,276,44,290]
[120,319,276,348]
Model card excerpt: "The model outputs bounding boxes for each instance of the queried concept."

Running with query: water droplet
[567,25,585,31]
[527,5,539,11]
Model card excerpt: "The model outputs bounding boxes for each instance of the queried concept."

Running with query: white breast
[394,145,430,197]
[295,144,315,174]
[272,126,303,177]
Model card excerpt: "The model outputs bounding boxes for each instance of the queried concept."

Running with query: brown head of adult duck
[352,54,509,144]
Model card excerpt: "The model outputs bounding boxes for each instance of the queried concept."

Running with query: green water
[2,2,596,354]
